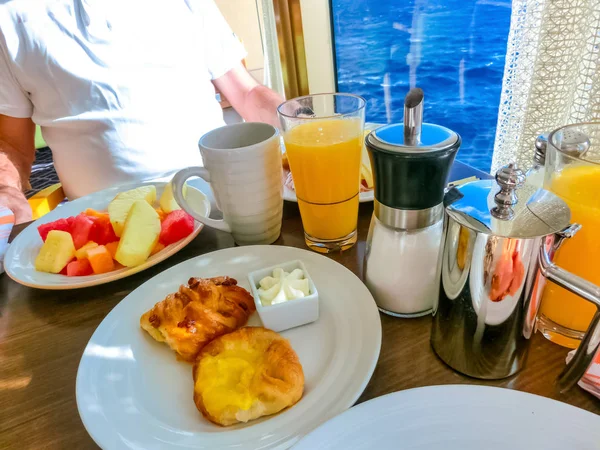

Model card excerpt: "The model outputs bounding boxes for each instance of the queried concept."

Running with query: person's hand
[0,186,32,224]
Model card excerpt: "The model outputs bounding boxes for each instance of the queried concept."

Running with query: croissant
[140,276,256,362]
[193,327,304,426]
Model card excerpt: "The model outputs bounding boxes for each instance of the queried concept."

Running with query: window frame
[272,0,337,96]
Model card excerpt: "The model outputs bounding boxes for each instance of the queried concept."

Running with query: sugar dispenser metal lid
[365,89,461,226]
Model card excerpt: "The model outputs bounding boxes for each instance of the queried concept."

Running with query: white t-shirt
[0,0,246,199]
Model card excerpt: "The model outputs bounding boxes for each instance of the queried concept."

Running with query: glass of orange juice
[537,123,600,348]
[278,94,366,253]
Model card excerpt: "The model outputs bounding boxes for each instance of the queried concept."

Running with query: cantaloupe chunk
[34,230,76,273]
[115,200,161,267]
[108,185,156,237]
[155,207,167,222]
[84,208,109,219]
[149,241,165,256]
[87,245,115,274]
[75,241,99,260]
[104,241,119,259]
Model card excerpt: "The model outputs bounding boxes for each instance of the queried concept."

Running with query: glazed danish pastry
[193,327,304,426]
[140,276,255,362]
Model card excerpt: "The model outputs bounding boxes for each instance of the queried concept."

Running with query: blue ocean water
[331,0,513,172]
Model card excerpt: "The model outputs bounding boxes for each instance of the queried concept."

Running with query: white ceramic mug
[172,122,283,245]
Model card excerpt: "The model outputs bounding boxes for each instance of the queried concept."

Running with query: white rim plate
[4,180,210,290]
[293,384,600,450]
[76,245,382,449]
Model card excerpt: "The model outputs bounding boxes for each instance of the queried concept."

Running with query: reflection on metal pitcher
[440,222,472,301]
[432,163,600,387]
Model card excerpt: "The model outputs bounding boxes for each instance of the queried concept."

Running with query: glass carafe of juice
[537,123,600,348]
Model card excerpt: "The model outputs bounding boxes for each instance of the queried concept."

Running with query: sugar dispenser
[363,88,460,317]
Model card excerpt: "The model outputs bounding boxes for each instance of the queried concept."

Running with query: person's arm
[0,114,35,224]
[212,64,284,128]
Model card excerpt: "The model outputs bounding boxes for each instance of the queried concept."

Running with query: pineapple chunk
[159,181,188,213]
[108,185,156,237]
[34,230,76,273]
[115,200,161,267]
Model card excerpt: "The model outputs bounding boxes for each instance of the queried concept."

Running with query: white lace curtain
[492,0,600,172]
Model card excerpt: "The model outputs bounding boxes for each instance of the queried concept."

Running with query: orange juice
[284,118,362,241]
[539,165,600,347]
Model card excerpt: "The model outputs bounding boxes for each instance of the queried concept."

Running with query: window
[330,0,513,172]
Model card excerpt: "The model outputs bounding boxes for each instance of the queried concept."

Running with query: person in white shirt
[0,0,284,223]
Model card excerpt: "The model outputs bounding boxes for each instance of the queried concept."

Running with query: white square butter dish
[248,260,319,332]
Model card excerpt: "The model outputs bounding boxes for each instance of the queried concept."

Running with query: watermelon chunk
[66,258,93,276]
[71,213,97,249]
[90,214,118,245]
[37,218,72,242]
[159,210,195,245]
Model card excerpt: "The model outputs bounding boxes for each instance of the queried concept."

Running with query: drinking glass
[278,93,366,253]
[537,123,600,348]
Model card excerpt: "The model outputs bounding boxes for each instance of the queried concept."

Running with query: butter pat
[248,260,319,332]
[258,268,310,306]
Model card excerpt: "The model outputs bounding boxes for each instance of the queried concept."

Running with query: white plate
[283,185,374,203]
[294,385,600,450]
[76,245,382,449]
[4,180,210,290]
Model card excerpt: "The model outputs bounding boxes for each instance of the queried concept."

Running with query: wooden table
[2,181,599,449]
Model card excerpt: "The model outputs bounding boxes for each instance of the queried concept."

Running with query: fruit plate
[293,385,600,449]
[76,245,382,449]
[4,180,210,290]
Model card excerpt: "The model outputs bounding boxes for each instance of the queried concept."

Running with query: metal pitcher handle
[538,225,600,392]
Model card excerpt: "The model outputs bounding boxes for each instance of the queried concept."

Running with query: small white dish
[248,260,319,332]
